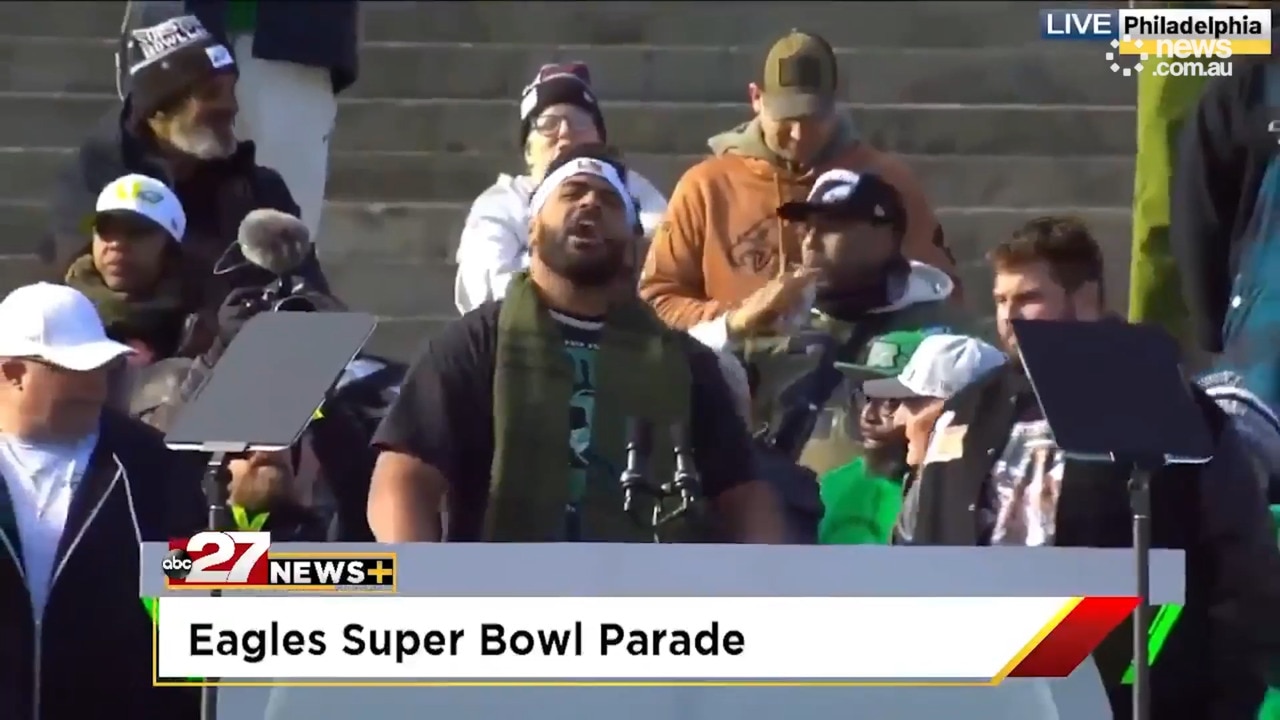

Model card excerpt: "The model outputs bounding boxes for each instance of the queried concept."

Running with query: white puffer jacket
[454,170,667,314]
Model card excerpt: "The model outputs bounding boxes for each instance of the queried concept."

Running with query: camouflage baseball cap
[834,330,929,381]
[760,30,838,119]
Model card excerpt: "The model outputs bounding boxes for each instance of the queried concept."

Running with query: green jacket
[727,263,971,476]
[817,457,905,544]
[1129,5,1213,347]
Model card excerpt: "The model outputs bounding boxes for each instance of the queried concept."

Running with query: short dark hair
[988,216,1105,298]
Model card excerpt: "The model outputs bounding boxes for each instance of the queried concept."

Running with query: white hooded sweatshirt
[453,170,668,314]
[686,261,957,353]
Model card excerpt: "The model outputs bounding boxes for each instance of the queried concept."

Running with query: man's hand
[228,451,297,513]
[726,267,819,336]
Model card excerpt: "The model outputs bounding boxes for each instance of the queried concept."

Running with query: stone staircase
[0,1,1135,361]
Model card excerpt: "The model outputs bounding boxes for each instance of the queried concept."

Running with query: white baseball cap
[94,173,186,242]
[0,283,134,371]
[862,334,1007,400]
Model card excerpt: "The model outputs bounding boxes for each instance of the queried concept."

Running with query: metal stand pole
[1129,466,1154,720]
[200,452,232,720]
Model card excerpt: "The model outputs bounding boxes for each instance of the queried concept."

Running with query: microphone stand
[655,423,702,528]
[619,418,653,528]
[199,451,234,720]
[617,420,704,542]
[1123,455,1161,720]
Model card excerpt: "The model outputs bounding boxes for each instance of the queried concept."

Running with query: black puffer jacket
[44,100,330,357]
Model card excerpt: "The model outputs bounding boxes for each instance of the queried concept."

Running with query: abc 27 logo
[164,531,271,585]
[164,531,397,588]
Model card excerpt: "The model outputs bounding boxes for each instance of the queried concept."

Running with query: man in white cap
[855,333,1007,541]
[63,173,197,364]
[0,282,203,717]
[861,334,1008,463]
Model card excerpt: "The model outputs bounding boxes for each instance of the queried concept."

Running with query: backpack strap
[764,319,881,461]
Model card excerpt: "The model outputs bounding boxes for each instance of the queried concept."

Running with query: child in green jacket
[818,330,1009,544]
[817,330,925,544]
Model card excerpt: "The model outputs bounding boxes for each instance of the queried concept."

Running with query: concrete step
[362,316,448,362]
[0,251,442,361]
[8,93,1135,157]
[359,1,1120,49]
[0,1,1119,49]
[2,196,1132,281]
[0,200,1132,353]
[319,203,1134,321]
[0,254,45,297]
[1,147,1136,209]
[4,37,1134,108]
[325,153,1137,210]
[314,202,1133,272]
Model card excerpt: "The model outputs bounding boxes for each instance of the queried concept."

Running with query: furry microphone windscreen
[236,209,312,276]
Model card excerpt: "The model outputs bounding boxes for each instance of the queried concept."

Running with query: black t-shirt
[372,301,756,541]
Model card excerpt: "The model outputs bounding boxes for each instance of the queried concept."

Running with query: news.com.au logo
[1041,7,1271,78]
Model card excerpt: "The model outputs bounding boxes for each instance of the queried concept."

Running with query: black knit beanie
[125,15,239,127]
[518,63,607,145]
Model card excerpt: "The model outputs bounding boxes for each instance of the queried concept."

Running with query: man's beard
[815,256,909,316]
[167,121,236,159]
[537,227,626,288]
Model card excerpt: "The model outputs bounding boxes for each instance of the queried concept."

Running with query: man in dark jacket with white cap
[47,12,328,358]
[0,282,204,718]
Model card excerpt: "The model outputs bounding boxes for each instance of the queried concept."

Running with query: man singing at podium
[367,146,785,543]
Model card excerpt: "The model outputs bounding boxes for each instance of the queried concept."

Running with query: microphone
[619,417,652,520]
[668,422,701,512]
[236,209,313,278]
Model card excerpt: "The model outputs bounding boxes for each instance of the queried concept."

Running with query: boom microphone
[236,209,313,277]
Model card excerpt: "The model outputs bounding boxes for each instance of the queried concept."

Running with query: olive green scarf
[488,273,692,542]
[65,255,189,343]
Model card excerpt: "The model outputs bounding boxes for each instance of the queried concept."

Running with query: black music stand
[1012,319,1213,720]
[163,311,376,720]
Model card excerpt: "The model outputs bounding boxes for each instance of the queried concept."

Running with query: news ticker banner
[153,595,1138,684]
[139,541,1187,600]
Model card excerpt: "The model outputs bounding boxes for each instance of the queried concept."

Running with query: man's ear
[527,221,543,250]
[1071,280,1105,318]
[748,82,764,114]
[0,358,25,387]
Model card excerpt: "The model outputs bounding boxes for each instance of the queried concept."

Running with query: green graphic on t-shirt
[564,339,597,503]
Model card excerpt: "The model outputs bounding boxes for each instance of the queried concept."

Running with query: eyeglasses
[530,112,596,137]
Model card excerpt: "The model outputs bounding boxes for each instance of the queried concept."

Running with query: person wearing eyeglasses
[453,62,669,314]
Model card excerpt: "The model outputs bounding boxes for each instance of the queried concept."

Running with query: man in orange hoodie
[639,30,959,331]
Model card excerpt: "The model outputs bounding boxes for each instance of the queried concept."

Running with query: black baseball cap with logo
[760,30,839,119]
[776,169,907,235]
